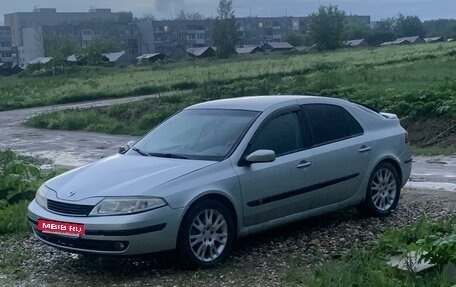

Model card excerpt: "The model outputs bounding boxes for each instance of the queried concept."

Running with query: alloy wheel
[188,209,228,262]
[370,168,397,211]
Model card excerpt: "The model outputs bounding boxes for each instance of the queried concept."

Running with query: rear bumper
[27,199,184,255]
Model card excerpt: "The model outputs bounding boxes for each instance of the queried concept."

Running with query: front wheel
[177,200,235,268]
[357,162,401,217]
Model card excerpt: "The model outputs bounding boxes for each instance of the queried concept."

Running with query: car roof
[186,95,347,112]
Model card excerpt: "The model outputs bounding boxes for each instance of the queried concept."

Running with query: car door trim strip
[247,173,360,207]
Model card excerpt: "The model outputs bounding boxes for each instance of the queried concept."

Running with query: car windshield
[132,109,259,161]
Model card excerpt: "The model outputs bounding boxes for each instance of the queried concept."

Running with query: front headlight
[89,197,167,216]
[35,184,50,209]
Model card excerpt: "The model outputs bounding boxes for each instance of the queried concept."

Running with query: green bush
[0,150,60,235]
[0,150,58,205]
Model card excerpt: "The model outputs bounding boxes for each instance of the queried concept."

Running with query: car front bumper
[27,199,184,255]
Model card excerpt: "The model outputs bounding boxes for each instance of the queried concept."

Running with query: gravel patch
[1,188,455,287]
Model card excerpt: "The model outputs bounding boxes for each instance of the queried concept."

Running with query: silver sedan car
[28,96,412,268]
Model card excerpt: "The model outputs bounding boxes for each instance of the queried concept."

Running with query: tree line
[214,1,456,56]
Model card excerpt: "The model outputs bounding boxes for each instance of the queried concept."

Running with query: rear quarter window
[303,104,364,146]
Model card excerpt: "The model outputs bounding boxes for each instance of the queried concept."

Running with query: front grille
[36,231,129,252]
[47,199,94,216]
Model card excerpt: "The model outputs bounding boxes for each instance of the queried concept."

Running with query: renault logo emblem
[68,191,76,197]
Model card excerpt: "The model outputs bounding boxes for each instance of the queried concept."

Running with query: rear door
[301,104,374,208]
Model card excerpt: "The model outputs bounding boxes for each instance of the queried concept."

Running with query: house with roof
[424,37,444,43]
[28,57,53,65]
[393,36,424,45]
[186,46,215,58]
[261,41,294,52]
[345,39,368,48]
[380,36,424,46]
[236,45,263,54]
[102,51,129,65]
[136,53,167,64]
[0,63,22,76]
[292,46,311,52]
[157,44,190,60]
[67,54,87,65]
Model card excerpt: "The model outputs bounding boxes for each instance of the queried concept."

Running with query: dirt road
[0,95,454,191]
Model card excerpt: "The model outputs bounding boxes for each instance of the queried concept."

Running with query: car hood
[46,154,216,201]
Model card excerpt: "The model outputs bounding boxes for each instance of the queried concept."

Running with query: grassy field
[2,42,456,111]
[25,43,456,150]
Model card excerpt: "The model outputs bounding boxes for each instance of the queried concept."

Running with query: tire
[177,199,236,269]
[357,162,401,217]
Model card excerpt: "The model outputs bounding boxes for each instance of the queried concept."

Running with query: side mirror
[119,141,137,154]
[245,149,276,164]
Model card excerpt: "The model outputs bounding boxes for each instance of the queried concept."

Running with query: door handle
[297,161,312,169]
[358,145,372,153]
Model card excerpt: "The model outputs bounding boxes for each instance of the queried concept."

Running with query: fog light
[114,241,128,251]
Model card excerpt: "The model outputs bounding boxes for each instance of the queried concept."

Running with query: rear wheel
[177,199,235,268]
[358,162,400,217]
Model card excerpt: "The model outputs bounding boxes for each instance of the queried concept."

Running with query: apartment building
[4,8,147,66]
[4,8,131,46]
[150,15,370,50]
[0,26,15,65]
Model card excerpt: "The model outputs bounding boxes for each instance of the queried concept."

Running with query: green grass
[0,201,30,235]
[412,145,456,156]
[2,42,456,111]
[307,251,449,287]
[27,94,198,135]
[299,218,456,287]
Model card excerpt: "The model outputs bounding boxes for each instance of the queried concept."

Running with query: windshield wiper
[148,152,189,159]
[131,147,150,157]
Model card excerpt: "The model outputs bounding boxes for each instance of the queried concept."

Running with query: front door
[234,108,314,227]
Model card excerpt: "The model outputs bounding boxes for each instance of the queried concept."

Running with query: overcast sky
[0,0,455,24]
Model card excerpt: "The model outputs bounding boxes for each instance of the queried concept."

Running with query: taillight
[405,132,410,144]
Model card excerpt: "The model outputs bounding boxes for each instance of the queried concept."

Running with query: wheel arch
[373,156,403,185]
[357,155,403,217]
[178,191,240,238]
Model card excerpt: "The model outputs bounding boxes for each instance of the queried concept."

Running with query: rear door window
[303,104,363,146]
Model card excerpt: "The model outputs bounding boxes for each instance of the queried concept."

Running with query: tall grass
[1,42,456,111]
